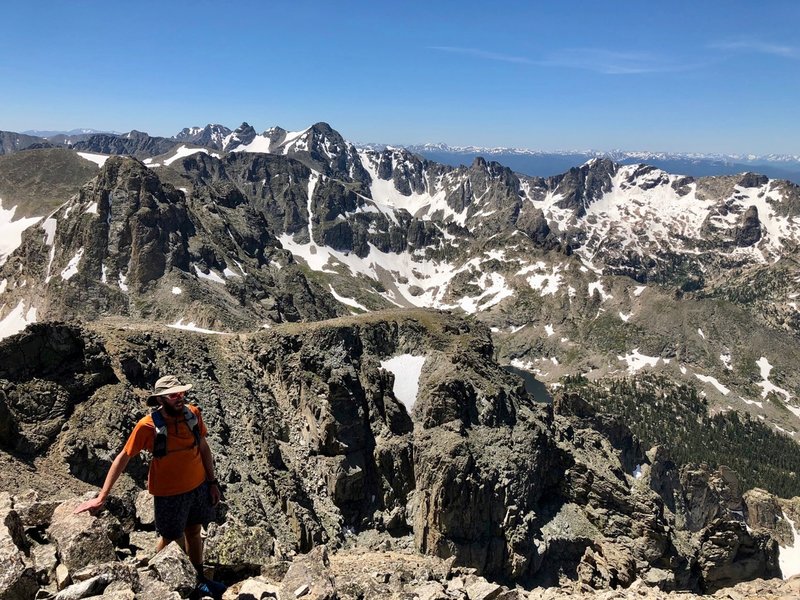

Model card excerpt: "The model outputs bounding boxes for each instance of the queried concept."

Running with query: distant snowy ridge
[381,142,800,165]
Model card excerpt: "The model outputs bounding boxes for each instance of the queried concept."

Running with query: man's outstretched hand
[73,496,106,515]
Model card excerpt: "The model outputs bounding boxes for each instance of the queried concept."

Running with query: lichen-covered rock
[279,545,335,600]
[695,519,780,593]
[743,488,794,547]
[53,574,109,600]
[148,542,197,597]
[576,542,636,590]
[0,508,37,600]
[46,500,118,574]
[134,490,154,527]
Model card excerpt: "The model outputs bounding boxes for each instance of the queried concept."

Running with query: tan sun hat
[146,375,193,407]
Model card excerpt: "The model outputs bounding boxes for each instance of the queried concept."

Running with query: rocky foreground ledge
[0,311,798,598]
[1,489,798,600]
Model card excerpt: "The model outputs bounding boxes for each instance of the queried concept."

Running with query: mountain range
[7,125,800,183]
[2,122,799,428]
[1,120,800,594]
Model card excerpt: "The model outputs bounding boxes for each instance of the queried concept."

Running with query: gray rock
[53,575,109,600]
[414,581,447,600]
[31,542,58,584]
[576,542,636,590]
[135,490,155,527]
[46,500,117,574]
[148,542,197,597]
[235,577,279,599]
[0,508,37,600]
[279,546,335,600]
[70,562,138,592]
[464,579,502,600]
[56,564,71,590]
[734,205,762,247]
[743,488,794,547]
[13,490,60,529]
[137,568,183,600]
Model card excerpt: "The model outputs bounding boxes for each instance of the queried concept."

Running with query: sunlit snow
[781,514,800,579]
[358,150,465,224]
[76,152,110,167]
[163,145,211,166]
[0,301,37,340]
[588,280,612,301]
[380,354,426,411]
[742,398,764,409]
[618,349,662,373]
[169,319,224,334]
[193,264,226,284]
[0,201,42,266]
[695,373,730,395]
[452,272,514,314]
[172,287,182,295]
[518,263,564,296]
[328,285,368,311]
[756,357,792,401]
[60,248,84,280]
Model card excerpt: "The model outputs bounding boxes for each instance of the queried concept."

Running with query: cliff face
[0,310,782,596]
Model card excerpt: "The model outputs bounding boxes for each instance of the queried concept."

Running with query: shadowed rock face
[0,156,342,330]
[0,311,781,593]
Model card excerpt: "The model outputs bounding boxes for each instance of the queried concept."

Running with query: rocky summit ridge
[0,311,798,600]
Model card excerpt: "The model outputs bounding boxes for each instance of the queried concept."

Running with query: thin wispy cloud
[539,48,701,75]
[429,46,535,65]
[430,46,702,75]
[710,39,800,59]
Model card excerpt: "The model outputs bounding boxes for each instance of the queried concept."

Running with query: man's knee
[185,523,202,537]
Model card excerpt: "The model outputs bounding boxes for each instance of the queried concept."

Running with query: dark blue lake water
[502,365,552,404]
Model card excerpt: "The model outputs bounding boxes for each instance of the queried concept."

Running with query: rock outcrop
[0,310,786,598]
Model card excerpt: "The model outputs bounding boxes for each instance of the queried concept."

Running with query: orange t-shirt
[123,404,209,497]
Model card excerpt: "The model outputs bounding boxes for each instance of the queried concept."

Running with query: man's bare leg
[184,523,204,570]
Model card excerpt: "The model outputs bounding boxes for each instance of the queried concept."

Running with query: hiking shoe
[194,577,227,600]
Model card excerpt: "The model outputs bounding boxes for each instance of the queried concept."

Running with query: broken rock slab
[14,489,61,529]
[53,574,109,600]
[464,579,503,600]
[228,576,280,600]
[148,541,197,597]
[0,507,38,600]
[47,500,117,574]
[279,545,335,600]
[135,489,155,527]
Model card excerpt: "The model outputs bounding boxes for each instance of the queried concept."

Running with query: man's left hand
[209,483,221,506]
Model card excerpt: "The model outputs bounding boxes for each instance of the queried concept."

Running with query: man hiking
[75,375,225,598]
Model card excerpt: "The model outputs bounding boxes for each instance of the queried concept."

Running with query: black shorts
[153,481,216,541]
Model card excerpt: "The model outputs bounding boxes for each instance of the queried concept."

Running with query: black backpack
[150,406,201,458]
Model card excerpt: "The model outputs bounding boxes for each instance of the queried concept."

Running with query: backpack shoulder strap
[150,409,168,458]
[183,405,201,447]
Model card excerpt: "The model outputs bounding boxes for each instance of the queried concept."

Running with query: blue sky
[2,1,798,154]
